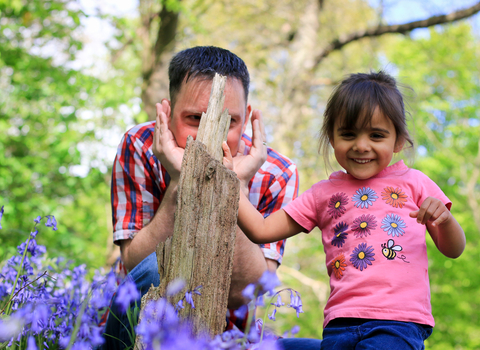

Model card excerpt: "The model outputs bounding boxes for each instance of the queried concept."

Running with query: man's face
[168,77,250,155]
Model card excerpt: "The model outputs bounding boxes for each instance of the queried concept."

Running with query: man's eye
[188,115,201,121]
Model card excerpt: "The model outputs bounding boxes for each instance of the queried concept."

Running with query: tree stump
[135,73,239,348]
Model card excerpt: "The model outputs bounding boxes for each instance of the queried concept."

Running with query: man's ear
[162,98,172,122]
[394,137,405,153]
[243,104,252,133]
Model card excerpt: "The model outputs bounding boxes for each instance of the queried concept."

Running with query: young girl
[233,71,466,349]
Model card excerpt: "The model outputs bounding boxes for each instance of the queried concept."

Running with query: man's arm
[120,179,178,271]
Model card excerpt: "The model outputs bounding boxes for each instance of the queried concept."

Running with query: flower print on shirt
[351,214,377,238]
[352,187,378,209]
[381,213,407,237]
[332,254,347,279]
[331,222,349,248]
[381,186,408,208]
[350,243,375,271]
[327,192,349,219]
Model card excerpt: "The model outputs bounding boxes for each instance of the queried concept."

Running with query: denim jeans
[320,318,432,350]
[103,252,322,350]
[103,252,160,350]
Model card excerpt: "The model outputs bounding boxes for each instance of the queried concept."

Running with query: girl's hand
[409,196,452,227]
[153,101,184,182]
[222,141,234,171]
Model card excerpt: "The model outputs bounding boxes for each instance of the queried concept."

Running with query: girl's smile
[331,108,404,180]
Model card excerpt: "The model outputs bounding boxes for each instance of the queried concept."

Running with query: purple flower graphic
[351,214,377,238]
[331,222,349,247]
[352,187,378,209]
[327,192,349,219]
[381,213,407,237]
[350,243,375,271]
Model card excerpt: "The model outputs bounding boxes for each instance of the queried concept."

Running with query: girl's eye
[340,132,355,138]
[371,133,384,139]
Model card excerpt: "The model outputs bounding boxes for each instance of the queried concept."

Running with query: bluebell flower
[27,336,37,350]
[0,205,4,229]
[185,291,195,308]
[271,294,284,307]
[34,215,41,224]
[258,270,281,295]
[115,278,140,312]
[176,299,184,309]
[233,304,248,318]
[291,325,300,335]
[166,278,186,296]
[242,283,256,300]
[44,215,57,231]
[268,308,277,321]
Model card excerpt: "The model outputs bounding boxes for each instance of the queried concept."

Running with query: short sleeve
[411,170,452,210]
[283,183,320,233]
[111,124,166,244]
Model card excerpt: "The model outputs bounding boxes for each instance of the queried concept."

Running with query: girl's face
[330,108,404,180]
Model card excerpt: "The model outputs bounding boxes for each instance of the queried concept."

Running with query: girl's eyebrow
[336,126,391,134]
[370,127,391,134]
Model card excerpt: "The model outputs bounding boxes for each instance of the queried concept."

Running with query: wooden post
[135,73,239,348]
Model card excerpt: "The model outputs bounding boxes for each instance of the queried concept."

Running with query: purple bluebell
[34,215,41,224]
[258,270,281,295]
[242,283,256,300]
[166,278,186,296]
[268,308,277,321]
[44,215,57,231]
[0,205,4,229]
[233,304,248,318]
[185,291,195,308]
[115,278,140,312]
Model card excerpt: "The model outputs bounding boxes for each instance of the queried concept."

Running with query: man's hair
[168,46,250,106]
[319,71,414,167]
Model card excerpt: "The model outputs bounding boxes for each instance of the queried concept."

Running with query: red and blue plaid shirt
[111,121,299,331]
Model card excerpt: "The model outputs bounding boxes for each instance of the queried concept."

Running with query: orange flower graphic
[332,254,347,279]
[382,186,408,208]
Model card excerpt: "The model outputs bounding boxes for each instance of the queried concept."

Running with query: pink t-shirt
[283,161,451,328]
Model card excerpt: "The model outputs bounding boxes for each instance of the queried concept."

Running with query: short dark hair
[168,46,250,106]
[319,71,414,165]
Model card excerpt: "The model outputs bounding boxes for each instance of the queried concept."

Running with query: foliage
[0,0,126,269]
[385,23,480,349]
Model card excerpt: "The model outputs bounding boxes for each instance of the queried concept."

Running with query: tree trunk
[135,74,239,348]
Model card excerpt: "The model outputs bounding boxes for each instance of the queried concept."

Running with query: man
[105,46,320,349]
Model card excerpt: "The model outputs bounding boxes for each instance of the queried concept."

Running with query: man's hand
[153,100,184,182]
[233,110,268,193]
[409,196,452,227]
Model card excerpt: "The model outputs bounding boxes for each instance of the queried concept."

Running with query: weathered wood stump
[135,74,239,348]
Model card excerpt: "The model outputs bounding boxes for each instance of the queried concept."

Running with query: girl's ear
[394,137,405,153]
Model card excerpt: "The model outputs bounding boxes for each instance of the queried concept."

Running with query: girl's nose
[352,136,371,152]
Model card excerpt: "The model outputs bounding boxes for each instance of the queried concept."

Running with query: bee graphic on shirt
[381,239,402,260]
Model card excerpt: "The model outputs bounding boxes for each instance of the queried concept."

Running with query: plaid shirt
[111,121,299,331]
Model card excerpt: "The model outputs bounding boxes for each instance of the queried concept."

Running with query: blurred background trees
[1,0,479,348]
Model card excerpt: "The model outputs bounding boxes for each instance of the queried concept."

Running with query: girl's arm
[238,191,305,244]
[409,197,466,259]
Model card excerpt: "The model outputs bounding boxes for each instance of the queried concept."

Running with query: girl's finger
[222,141,234,171]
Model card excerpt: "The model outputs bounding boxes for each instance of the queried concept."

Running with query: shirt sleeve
[111,128,166,245]
[412,170,452,210]
[283,183,320,233]
[249,151,299,265]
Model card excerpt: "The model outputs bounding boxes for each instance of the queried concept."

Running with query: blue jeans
[320,318,432,350]
[103,252,160,350]
[103,252,322,350]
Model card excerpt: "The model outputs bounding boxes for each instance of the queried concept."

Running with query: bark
[135,74,239,348]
